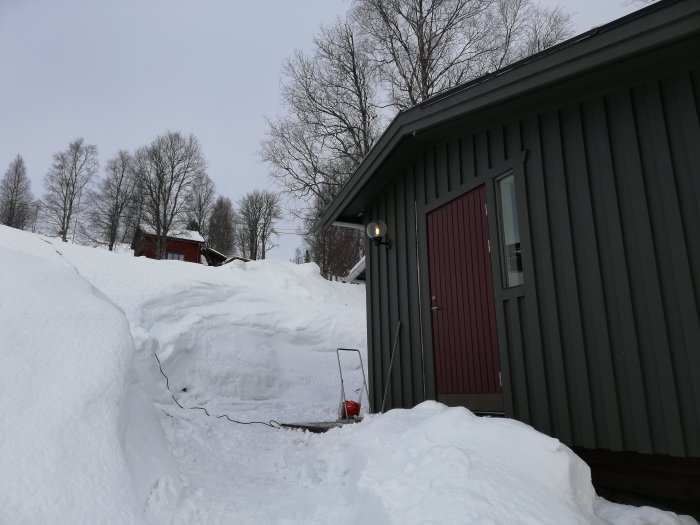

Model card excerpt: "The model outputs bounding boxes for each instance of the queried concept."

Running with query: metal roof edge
[344,256,366,282]
[419,0,681,108]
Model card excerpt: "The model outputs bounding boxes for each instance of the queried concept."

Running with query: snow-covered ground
[0,225,696,525]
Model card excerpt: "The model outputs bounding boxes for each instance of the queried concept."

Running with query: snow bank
[0,226,367,523]
[1,227,696,525]
[136,258,367,421]
[308,402,604,524]
[0,228,366,423]
[0,244,143,523]
[304,403,697,525]
[595,499,699,525]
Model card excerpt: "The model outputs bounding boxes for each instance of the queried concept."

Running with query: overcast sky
[0,0,641,260]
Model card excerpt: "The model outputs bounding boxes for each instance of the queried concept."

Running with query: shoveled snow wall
[0,245,148,523]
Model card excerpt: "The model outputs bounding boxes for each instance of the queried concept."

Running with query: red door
[427,185,502,412]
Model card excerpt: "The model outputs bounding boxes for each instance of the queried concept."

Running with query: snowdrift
[310,402,604,524]
[0,226,695,525]
[0,243,143,522]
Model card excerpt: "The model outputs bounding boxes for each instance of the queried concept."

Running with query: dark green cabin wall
[365,65,700,457]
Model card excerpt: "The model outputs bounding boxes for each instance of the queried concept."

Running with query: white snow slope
[0,226,695,525]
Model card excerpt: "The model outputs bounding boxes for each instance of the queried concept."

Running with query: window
[166,251,185,261]
[496,172,523,288]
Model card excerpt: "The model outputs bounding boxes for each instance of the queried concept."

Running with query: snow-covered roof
[344,256,366,283]
[223,255,251,264]
[172,230,204,243]
[139,225,204,243]
[202,246,227,259]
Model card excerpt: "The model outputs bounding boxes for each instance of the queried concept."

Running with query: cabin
[317,0,700,514]
[131,226,204,263]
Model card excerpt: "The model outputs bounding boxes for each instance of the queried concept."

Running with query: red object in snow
[340,400,360,418]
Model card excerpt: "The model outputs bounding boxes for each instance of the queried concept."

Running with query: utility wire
[154,352,281,429]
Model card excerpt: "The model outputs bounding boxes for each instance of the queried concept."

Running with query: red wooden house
[131,226,204,263]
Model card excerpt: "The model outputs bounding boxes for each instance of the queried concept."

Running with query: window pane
[497,174,524,287]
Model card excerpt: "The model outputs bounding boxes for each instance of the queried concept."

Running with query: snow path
[130,280,368,523]
[150,412,321,523]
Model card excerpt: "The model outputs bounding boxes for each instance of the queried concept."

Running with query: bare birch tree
[298,185,365,279]
[261,18,379,275]
[43,138,98,242]
[264,0,572,278]
[235,190,282,260]
[207,196,236,255]
[518,3,573,57]
[302,212,364,279]
[28,200,42,233]
[119,184,144,244]
[87,150,138,250]
[185,171,216,241]
[353,0,573,109]
[353,0,494,108]
[134,130,206,259]
[0,154,33,229]
[261,17,381,210]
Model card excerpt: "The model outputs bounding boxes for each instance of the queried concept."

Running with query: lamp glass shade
[366,220,387,240]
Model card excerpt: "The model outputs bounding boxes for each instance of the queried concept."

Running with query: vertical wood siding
[365,66,700,457]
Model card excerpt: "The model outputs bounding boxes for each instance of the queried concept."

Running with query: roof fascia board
[332,221,365,230]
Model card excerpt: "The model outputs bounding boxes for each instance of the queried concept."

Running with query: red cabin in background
[131,226,204,263]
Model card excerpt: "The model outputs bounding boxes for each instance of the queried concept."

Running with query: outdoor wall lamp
[366,220,391,248]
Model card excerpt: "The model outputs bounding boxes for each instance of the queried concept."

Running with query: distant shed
[201,247,228,267]
[317,0,700,512]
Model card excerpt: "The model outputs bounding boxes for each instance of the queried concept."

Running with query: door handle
[431,306,441,311]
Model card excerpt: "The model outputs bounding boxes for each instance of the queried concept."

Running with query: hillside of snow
[0,225,695,525]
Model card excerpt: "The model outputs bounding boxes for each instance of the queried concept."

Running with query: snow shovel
[336,348,371,420]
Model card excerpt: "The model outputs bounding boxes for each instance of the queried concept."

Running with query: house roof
[223,256,251,264]
[139,225,205,243]
[202,246,227,259]
[315,0,700,231]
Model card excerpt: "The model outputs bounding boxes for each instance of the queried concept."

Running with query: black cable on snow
[153,352,281,429]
